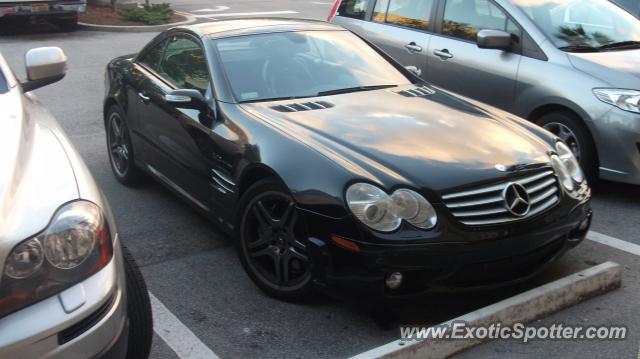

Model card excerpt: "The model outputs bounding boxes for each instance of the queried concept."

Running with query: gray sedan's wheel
[236,180,313,301]
[538,111,598,183]
[106,105,146,186]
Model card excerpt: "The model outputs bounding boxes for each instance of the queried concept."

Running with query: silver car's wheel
[543,122,581,160]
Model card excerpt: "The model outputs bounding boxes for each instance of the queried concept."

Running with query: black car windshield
[213,30,412,102]
[512,0,640,51]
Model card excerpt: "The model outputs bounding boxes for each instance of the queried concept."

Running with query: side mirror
[165,89,207,111]
[476,29,512,50]
[22,47,67,92]
[404,65,422,77]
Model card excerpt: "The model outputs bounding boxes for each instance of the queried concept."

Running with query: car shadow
[0,17,65,36]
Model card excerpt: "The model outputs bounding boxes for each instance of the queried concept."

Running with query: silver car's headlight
[555,141,585,184]
[0,201,113,319]
[346,183,437,232]
[593,88,640,113]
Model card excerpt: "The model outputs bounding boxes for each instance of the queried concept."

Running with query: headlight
[593,88,640,113]
[550,154,574,192]
[555,141,584,183]
[346,183,437,232]
[0,201,113,319]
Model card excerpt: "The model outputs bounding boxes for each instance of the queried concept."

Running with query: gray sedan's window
[442,0,518,41]
[214,31,411,102]
[373,0,434,29]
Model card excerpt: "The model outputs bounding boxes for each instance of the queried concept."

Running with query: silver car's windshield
[512,0,640,51]
[214,30,412,103]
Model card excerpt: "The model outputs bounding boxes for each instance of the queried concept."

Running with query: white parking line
[587,231,640,257]
[149,292,218,359]
[194,10,298,18]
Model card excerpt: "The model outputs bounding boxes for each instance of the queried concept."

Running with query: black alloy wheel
[106,105,145,186]
[237,180,312,301]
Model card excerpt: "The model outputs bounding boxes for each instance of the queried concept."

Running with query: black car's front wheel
[106,105,145,186]
[236,180,313,301]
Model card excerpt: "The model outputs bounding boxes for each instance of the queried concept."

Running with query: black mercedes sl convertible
[103,19,592,302]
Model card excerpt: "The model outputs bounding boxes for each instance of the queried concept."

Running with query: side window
[139,39,167,72]
[337,0,370,19]
[372,0,434,30]
[442,0,519,41]
[157,35,209,93]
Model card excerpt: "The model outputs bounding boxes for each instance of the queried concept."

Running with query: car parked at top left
[0,0,85,31]
[0,48,152,358]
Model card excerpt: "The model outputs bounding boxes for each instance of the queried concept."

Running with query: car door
[357,0,438,79]
[427,0,522,111]
[135,33,214,211]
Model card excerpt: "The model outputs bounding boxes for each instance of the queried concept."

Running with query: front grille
[58,292,116,345]
[442,169,560,226]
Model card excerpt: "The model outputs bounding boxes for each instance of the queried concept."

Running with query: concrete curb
[78,11,195,32]
[352,261,622,359]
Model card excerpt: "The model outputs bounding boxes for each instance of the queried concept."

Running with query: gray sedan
[0,48,152,358]
[331,0,640,185]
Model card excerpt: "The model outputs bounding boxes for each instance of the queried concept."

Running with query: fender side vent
[398,86,436,97]
[271,101,334,112]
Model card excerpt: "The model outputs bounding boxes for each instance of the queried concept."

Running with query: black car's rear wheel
[236,180,313,301]
[106,105,145,186]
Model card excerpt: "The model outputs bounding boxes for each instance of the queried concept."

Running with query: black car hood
[241,86,552,193]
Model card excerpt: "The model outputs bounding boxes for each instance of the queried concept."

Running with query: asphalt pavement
[1,1,639,358]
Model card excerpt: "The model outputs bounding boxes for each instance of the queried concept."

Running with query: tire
[537,111,598,184]
[235,179,314,302]
[52,17,78,32]
[122,245,153,359]
[106,105,146,186]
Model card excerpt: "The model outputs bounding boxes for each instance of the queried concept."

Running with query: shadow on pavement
[0,17,65,35]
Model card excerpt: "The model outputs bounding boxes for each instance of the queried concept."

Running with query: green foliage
[119,3,173,25]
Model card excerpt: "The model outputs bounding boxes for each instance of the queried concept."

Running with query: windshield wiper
[316,85,397,97]
[239,95,315,104]
[598,41,640,50]
[558,44,601,53]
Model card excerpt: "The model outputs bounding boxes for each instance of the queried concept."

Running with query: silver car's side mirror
[476,29,512,50]
[22,47,67,92]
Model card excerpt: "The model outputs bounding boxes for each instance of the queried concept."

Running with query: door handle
[404,42,423,53]
[434,49,453,60]
[138,92,150,103]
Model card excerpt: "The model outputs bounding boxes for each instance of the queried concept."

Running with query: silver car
[0,48,152,358]
[331,0,640,185]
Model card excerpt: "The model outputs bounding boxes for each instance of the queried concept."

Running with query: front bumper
[0,2,85,18]
[0,242,128,359]
[301,194,592,303]
[592,107,640,185]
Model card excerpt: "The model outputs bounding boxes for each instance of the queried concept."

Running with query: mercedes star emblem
[502,182,531,217]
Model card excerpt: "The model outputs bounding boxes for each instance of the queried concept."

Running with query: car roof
[171,18,345,39]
